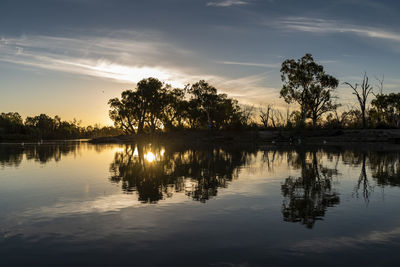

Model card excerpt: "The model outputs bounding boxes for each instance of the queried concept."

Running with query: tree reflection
[281,150,340,228]
[353,153,373,201]
[0,143,82,167]
[0,145,24,167]
[369,151,400,187]
[109,143,255,203]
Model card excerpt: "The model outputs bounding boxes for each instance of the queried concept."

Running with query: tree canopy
[108,78,250,134]
[280,53,339,127]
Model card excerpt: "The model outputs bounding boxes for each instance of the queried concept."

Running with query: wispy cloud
[217,60,280,68]
[211,72,279,105]
[0,34,205,88]
[0,33,277,105]
[207,0,249,7]
[276,17,400,43]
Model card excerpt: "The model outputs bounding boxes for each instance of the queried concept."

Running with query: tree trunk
[138,121,144,133]
[361,108,366,129]
[301,108,307,128]
[312,115,317,129]
[206,109,212,130]
[150,115,156,133]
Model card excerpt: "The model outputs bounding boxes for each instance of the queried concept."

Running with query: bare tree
[241,105,254,126]
[270,108,285,128]
[344,72,373,128]
[270,109,276,128]
[374,74,384,95]
[259,104,272,128]
[260,104,286,128]
[331,104,350,128]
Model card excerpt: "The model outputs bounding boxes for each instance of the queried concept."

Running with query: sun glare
[91,61,185,88]
[145,152,156,162]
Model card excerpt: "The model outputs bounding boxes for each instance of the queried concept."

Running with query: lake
[1,141,400,266]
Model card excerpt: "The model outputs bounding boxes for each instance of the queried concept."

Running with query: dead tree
[270,108,284,128]
[375,74,384,95]
[259,104,272,128]
[344,72,373,128]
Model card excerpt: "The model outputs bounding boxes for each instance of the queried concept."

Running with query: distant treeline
[0,113,122,141]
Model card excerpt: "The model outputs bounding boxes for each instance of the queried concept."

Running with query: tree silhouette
[108,78,167,134]
[109,78,248,133]
[344,72,373,129]
[370,93,400,128]
[280,54,339,128]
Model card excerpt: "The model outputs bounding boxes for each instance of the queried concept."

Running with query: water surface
[1,142,400,266]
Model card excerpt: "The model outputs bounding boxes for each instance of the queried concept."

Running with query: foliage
[0,112,122,141]
[109,78,250,133]
[280,53,339,127]
[370,93,400,128]
[0,112,25,135]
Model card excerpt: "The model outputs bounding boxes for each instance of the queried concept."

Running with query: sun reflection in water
[145,152,156,162]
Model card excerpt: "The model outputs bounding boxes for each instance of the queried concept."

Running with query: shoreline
[3,129,400,148]
[88,129,400,145]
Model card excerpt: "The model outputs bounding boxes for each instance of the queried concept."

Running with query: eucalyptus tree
[159,87,187,130]
[109,78,248,133]
[370,93,400,128]
[0,112,24,134]
[187,80,219,129]
[108,90,141,134]
[108,77,169,134]
[186,80,246,129]
[136,77,166,133]
[280,53,339,127]
[307,79,339,128]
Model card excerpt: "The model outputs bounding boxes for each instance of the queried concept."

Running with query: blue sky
[1,0,400,125]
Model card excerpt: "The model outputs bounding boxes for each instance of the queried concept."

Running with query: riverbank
[88,129,400,145]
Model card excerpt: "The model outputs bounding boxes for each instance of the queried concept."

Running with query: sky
[1,0,400,125]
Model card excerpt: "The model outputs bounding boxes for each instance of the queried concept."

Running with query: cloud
[275,17,400,43]
[207,0,249,7]
[209,72,280,105]
[216,60,280,68]
[0,33,205,88]
[0,33,278,105]
[290,226,400,254]
[20,191,193,219]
